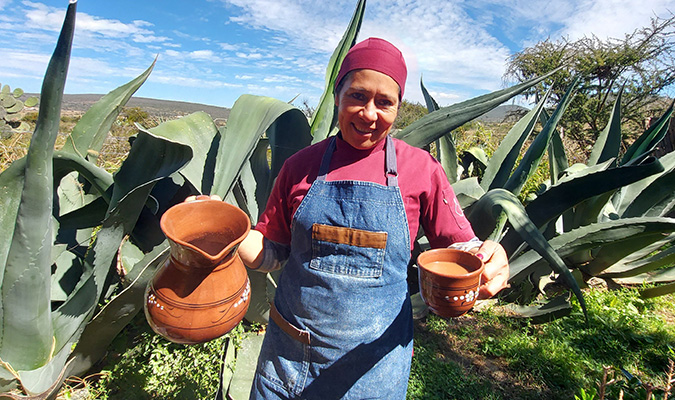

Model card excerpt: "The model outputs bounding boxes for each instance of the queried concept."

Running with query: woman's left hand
[473,240,510,299]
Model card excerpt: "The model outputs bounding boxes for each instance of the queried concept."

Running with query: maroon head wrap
[335,37,407,99]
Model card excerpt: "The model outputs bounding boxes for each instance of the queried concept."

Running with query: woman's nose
[360,101,377,122]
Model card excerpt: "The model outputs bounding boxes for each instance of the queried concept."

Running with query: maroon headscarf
[335,37,407,99]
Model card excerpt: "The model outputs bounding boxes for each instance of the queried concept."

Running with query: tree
[505,13,675,146]
[394,99,428,130]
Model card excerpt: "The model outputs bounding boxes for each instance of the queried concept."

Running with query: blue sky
[0,0,673,109]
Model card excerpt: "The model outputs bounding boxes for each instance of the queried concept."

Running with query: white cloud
[162,49,222,63]
[236,52,263,59]
[133,34,169,43]
[430,91,461,102]
[21,1,171,44]
[218,42,238,51]
[556,0,674,41]
[152,74,243,89]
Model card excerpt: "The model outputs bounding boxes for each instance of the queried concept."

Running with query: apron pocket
[257,317,311,396]
[310,223,387,278]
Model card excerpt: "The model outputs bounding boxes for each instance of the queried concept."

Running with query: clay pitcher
[144,197,251,344]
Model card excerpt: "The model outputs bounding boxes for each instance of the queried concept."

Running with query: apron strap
[316,136,337,181]
[317,135,399,187]
[385,135,398,187]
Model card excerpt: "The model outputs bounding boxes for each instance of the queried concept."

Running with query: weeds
[408,288,675,400]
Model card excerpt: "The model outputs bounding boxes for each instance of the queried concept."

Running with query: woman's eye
[350,92,365,101]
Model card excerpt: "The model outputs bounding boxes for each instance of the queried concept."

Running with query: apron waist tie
[269,302,311,345]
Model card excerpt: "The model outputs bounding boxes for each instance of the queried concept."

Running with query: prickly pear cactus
[1,83,38,138]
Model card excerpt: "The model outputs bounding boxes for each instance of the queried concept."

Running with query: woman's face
[335,69,400,150]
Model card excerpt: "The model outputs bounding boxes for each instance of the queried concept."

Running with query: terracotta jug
[144,196,251,344]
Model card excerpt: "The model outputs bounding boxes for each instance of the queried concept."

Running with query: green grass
[407,288,675,400]
[61,315,240,400]
[62,287,674,400]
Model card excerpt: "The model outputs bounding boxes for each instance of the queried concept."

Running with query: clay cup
[417,248,484,318]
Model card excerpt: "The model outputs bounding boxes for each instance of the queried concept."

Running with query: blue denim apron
[250,135,413,400]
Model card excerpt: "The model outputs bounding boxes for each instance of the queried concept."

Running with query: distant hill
[476,104,529,123]
[27,94,231,121]
[28,94,525,126]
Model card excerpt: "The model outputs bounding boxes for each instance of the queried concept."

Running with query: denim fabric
[250,136,414,400]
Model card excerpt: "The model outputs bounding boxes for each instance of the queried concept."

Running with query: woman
[237,37,509,399]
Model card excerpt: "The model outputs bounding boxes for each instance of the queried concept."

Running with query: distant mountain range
[32,94,231,121]
[32,94,526,124]
[476,104,529,123]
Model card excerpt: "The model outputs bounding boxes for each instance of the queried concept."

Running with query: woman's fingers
[475,240,510,299]
[184,194,222,202]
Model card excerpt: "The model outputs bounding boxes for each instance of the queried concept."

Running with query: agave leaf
[548,121,567,185]
[57,196,109,230]
[268,109,313,185]
[422,78,457,179]
[142,111,220,194]
[0,160,25,280]
[502,157,664,253]
[582,231,671,276]
[228,332,265,400]
[216,337,238,399]
[107,131,192,214]
[503,76,579,195]
[451,177,485,209]
[211,95,307,199]
[61,59,156,159]
[0,1,76,371]
[247,140,272,218]
[232,104,312,215]
[310,0,365,142]
[482,89,550,191]
[394,68,560,148]
[16,347,73,396]
[53,151,114,196]
[640,281,675,298]
[622,160,675,218]
[601,236,675,278]
[466,189,587,318]
[612,152,675,216]
[614,264,675,286]
[503,294,572,323]
[511,217,675,281]
[232,161,260,219]
[588,84,623,166]
[438,134,459,184]
[621,100,674,166]
[420,77,440,113]
[244,270,273,324]
[51,131,191,356]
[67,244,169,377]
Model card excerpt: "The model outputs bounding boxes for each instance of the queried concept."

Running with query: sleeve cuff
[447,237,483,252]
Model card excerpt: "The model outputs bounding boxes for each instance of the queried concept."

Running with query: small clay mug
[417,248,484,318]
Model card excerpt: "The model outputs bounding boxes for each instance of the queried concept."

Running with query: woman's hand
[184,194,265,269]
[473,240,510,299]
[185,194,221,202]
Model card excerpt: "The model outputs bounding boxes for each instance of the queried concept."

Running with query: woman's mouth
[352,124,375,135]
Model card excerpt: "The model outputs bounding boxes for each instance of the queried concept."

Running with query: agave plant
[5,0,656,398]
[417,73,675,320]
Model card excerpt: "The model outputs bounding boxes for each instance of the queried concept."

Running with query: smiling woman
[234,36,510,400]
[335,69,399,149]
